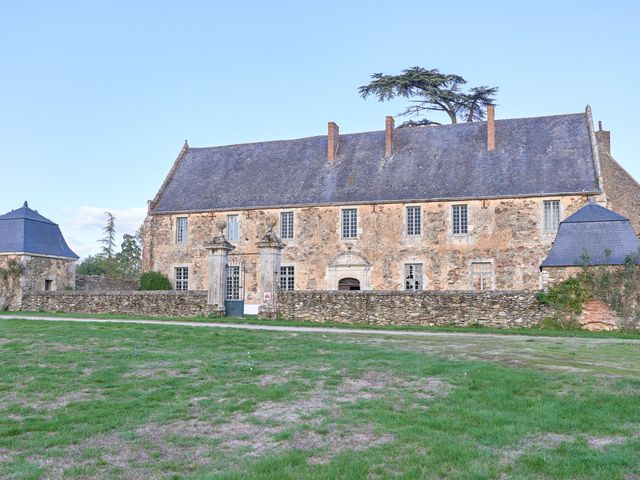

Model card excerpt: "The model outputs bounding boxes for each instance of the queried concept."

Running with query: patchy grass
[0,319,639,479]
[8,310,640,339]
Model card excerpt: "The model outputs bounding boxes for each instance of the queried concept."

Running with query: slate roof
[541,204,639,267]
[0,202,79,259]
[151,111,601,214]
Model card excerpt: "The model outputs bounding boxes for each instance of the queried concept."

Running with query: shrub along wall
[277,290,555,328]
[21,291,208,317]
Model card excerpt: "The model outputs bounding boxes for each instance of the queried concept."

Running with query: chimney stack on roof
[595,120,611,155]
[487,105,495,151]
[327,122,339,162]
[385,116,395,158]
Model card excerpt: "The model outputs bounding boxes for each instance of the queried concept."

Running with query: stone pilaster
[205,221,235,317]
[257,217,285,319]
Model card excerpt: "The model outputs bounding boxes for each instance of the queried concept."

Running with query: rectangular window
[176,217,188,244]
[544,200,561,232]
[406,206,422,236]
[44,279,53,291]
[404,263,423,290]
[175,267,189,291]
[470,262,493,291]
[280,211,294,240]
[341,208,358,238]
[279,266,295,291]
[227,214,239,242]
[226,265,241,300]
[452,204,468,235]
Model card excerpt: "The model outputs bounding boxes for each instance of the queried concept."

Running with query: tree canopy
[359,67,498,127]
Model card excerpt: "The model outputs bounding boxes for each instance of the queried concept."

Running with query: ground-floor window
[175,267,189,291]
[404,263,423,290]
[279,266,295,291]
[226,265,242,300]
[470,261,493,291]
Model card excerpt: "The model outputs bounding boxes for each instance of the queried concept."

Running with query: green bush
[537,277,592,315]
[139,271,172,290]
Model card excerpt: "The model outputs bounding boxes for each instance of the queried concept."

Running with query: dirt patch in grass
[0,388,104,411]
[123,361,199,379]
[500,433,575,464]
[587,435,626,449]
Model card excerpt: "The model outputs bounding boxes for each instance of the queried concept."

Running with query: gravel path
[1,314,638,344]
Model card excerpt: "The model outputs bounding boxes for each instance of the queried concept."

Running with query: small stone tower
[0,202,79,310]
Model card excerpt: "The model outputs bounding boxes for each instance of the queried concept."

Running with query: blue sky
[1,0,639,258]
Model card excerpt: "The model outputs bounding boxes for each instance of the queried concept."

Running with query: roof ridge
[187,112,587,150]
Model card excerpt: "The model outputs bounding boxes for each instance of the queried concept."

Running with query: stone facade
[599,149,640,235]
[75,275,139,292]
[277,290,554,328]
[143,195,590,308]
[0,254,76,310]
[21,290,207,317]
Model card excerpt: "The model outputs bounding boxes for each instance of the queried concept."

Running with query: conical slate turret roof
[542,203,639,267]
[0,202,79,259]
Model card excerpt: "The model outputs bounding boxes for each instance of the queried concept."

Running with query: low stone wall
[21,291,208,317]
[76,275,140,292]
[277,290,555,328]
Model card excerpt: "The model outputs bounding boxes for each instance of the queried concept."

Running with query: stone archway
[326,249,371,290]
[338,277,361,291]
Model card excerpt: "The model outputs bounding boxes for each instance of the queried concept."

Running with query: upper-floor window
[175,267,189,291]
[341,208,358,238]
[404,263,423,290]
[279,266,295,291]
[280,211,294,240]
[227,214,239,242]
[176,217,188,244]
[452,204,468,235]
[544,200,561,232]
[470,261,493,291]
[406,206,422,236]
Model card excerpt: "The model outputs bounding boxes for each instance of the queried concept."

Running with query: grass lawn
[0,318,639,479]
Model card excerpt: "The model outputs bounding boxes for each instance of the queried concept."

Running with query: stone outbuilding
[541,203,640,287]
[0,202,78,310]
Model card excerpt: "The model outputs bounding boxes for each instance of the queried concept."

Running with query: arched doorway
[338,278,361,291]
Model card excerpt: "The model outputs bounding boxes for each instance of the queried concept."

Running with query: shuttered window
[470,262,493,291]
[176,217,188,244]
[227,215,239,242]
[544,200,561,232]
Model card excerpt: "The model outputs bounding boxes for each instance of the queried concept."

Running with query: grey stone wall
[21,291,207,317]
[76,275,139,292]
[277,290,554,328]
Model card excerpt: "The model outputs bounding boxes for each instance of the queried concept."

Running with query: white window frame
[175,217,188,244]
[341,208,358,239]
[406,206,422,237]
[452,204,469,235]
[227,214,239,242]
[279,265,295,291]
[543,200,561,233]
[469,260,494,291]
[404,263,423,291]
[280,211,294,240]
[174,266,189,291]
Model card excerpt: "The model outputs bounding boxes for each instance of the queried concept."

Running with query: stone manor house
[142,106,640,314]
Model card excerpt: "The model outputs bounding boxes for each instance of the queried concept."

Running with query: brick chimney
[327,122,339,162]
[385,116,395,158]
[595,120,611,155]
[487,105,495,151]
